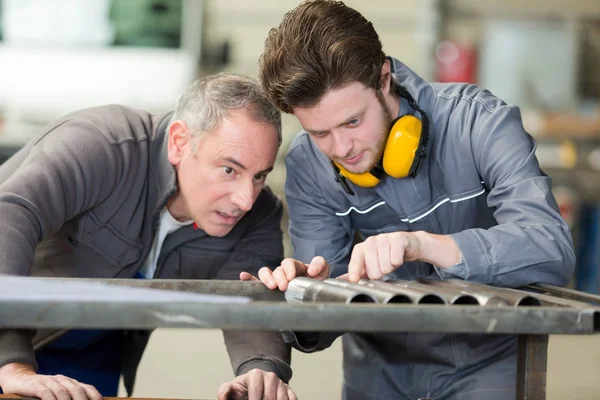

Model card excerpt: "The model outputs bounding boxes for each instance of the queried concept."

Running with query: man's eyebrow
[223,157,273,174]
[258,166,274,174]
[305,112,364,135]
[305,128,328,136]
[338,113,362,126]
[223,157,247,170]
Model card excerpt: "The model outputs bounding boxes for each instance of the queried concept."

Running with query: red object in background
[435,40,478,84]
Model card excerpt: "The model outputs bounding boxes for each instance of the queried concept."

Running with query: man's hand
[347,231,422,282]
[0,362,102,400]
[347,231,460,282]
[217,369,297,400]
[240,256,330,291]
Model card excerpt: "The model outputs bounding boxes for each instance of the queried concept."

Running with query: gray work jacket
[0,105,291,395]
[283,57,575,399]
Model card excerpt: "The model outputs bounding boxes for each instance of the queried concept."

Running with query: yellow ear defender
[332,85,430,194]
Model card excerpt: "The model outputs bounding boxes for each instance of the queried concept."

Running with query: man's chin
[204,225,235,237]
[337,157,375,175]
[340,163,372,175]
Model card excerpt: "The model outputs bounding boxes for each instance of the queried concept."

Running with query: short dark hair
[259,0,386,113]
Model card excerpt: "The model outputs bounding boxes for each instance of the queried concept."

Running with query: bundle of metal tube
[284,277,591,308]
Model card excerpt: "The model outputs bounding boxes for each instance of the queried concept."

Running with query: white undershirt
[138,208,193,279]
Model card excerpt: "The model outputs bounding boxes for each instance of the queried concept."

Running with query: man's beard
[358,92,394,174]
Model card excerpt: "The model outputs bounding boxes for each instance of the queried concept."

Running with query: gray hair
[170,72,282,145]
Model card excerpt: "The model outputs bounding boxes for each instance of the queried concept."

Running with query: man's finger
[281,259,305,281]
[18,381,58,400]
[348,248,366,282]
[240,271,259,281]
[287,386,298,400]
[276,382,290,400]
[377,237,394,276]
[272,268,291,292]
[280,258,308,278]
[363,241,383,280]
[79,383,102,400]
[260,372,281,400]
[307,256,329,279]
[336,273,349,281]
[216,381,232,400]
[390,237,406,269]
[247,371,265,400]
[59,376,102,400]
[41,378,71,400]
[55,376,88,400]
[258,267,278,289]
[32,383,58,400]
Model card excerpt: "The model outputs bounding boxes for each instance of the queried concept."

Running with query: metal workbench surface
[0,276,598,334]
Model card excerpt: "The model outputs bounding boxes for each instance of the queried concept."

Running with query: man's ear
[167,120,190,166]
[380,59,393,95]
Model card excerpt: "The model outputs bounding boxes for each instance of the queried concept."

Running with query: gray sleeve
[223,331,292,383]
[285,150,353,277]
[0,120,122,369]
[216,188,292,382]
[0,120,120,276]
[445,103,575,287]
[280,331,342,353]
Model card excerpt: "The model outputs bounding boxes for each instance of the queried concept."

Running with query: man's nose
[231,179,254,212]
[330,131,353,159]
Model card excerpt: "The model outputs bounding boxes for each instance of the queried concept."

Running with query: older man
[0,73,295,400]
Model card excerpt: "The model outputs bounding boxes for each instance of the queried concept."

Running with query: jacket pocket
[78,213,142,267]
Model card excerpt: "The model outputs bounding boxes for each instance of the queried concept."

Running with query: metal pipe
[26,277,286,302]
[359,280,447,304]
[285,277,377,304]
[527,283,600,305]
[323,279,412,304]
[444,279,541,307]
[523,291,592,309]
[391,279,480,305]
[416,279,510,307]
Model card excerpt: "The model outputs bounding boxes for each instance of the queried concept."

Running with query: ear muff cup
[382,114,422,179]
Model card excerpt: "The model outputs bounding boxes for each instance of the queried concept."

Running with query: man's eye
[254,173,267,181]
[348,119,359,126]
[222,166,234,175]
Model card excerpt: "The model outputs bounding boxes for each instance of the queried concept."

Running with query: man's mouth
[216,211,240,224]
[342,151,364,165]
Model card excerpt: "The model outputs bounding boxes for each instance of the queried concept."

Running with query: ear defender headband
[332,84,430,194]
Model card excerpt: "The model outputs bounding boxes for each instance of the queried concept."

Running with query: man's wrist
[0,362,35,385]
[412,231,460,269]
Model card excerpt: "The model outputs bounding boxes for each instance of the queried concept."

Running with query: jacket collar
[150,112,178,212]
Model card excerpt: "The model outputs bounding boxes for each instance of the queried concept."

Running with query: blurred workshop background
[0,0,599,398]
